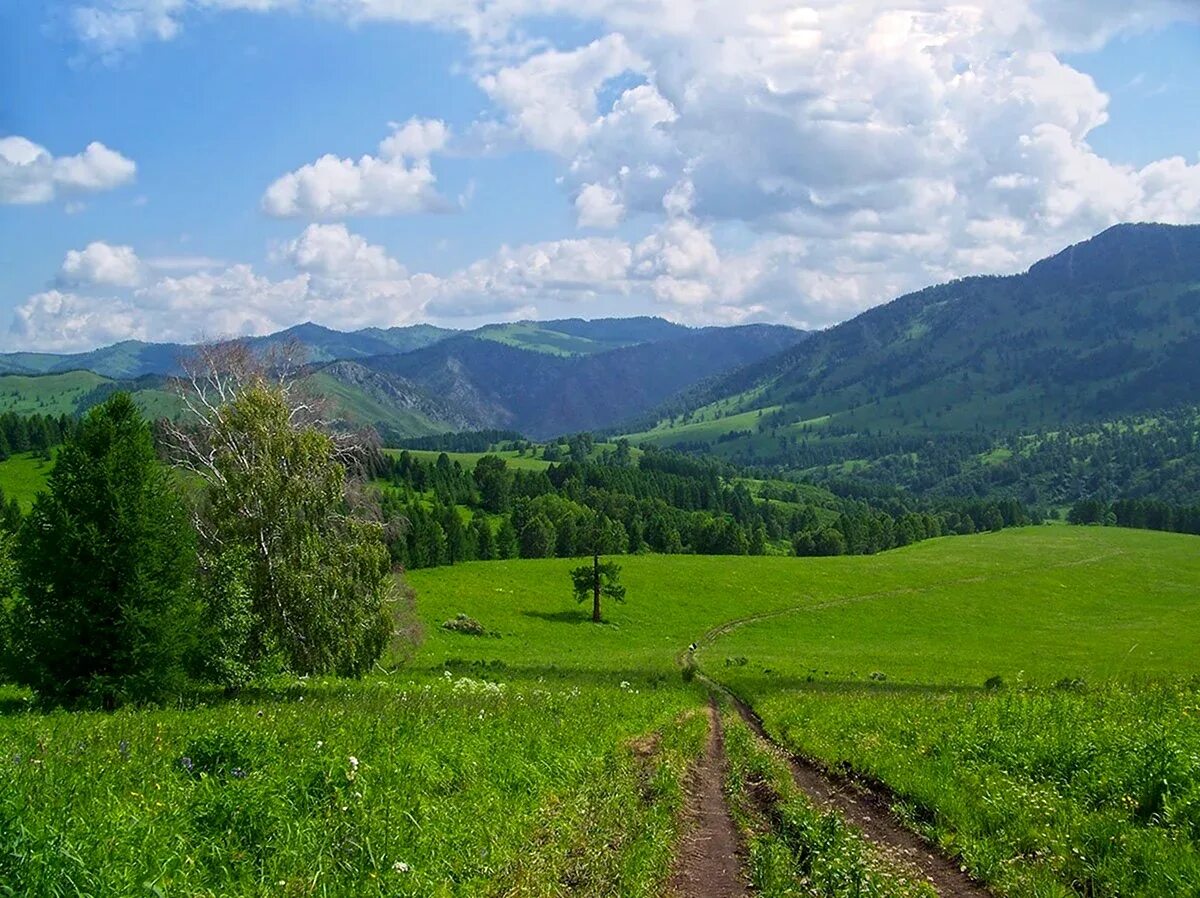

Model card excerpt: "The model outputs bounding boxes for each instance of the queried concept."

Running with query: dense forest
[373,446,1033,569]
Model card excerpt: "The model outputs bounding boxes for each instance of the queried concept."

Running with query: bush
[442,613,487,636]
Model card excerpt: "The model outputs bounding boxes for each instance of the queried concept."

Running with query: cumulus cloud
[262,118,452,218]
[45,0,1200,329]
[14,220,771,349]
[575,183,624,229]
[60,241,144,287]
[0,136,136,204]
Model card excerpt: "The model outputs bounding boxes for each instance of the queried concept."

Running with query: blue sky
[2,1,1199,351]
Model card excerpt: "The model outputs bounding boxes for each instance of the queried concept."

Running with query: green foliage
[5,394,197,705]
[197,383,392,678]
[570,557,627,621]
[194,548,255,690]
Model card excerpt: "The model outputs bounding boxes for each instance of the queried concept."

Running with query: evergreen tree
[496,518,519,559]
[5,394,197,705]
[471,517,497,560]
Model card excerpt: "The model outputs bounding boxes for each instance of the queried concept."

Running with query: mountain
[0,323,461,380]
[470,317,691,356]
[627,223,1200,460]
[328,324,806,439]
[0,317,693,380]
[0,317,806,440]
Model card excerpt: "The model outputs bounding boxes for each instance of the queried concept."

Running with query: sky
[1,1,1199,352]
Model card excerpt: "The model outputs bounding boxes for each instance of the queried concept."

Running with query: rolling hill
[626,224,1200,469]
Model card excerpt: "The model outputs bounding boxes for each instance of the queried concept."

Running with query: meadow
[0,451,54,510]
[0,676,706,897]
[2,526,1198,896]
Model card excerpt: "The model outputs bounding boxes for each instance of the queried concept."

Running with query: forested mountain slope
[351,324,805,439]
[631,223,1200,455]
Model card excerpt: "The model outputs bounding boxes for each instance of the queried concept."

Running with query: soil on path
[667,701,750,898]
[728,693,994,898]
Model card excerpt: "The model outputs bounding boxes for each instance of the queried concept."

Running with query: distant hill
[332,324,806,439]
[0,317,806,441]
[0,316,696,379]
[629,223,1200,456]
[0,323,459,379]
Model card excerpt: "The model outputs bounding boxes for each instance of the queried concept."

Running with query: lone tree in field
[167,342,394,679]
[5,393,197,705]
[570,514,627,622]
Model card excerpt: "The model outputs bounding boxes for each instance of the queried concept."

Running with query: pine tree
[6,394,198,706]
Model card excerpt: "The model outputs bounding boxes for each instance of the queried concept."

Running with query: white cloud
[262,118,452,218]
[575,183,624,228]
[0,136,136,204]
[46,0,1200,330]
[60,241,144,287]
[278,223,405,280]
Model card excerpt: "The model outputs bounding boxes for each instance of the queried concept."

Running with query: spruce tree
[7,394,197,706]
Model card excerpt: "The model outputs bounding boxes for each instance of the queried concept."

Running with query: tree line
[0,411,76,459]
[376,446,1033,569]
[1067,498,1200,536]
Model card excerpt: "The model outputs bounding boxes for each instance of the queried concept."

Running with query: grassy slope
[472,323,621,356]
[406,527,1200,681]
[408,527,1200,898]
[0,452,53,509]
[303,372,444,437]
[0,371,110,415]
[3,527,1196,896]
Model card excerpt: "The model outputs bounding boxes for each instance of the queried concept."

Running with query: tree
[167,344,393,678]
[470,517,497,560]
[571,514,628,622]
[6,394,198,705]
[473,455,512,514]
[520,514,556,558]
[570,556,626,623]
[496,518,519,559]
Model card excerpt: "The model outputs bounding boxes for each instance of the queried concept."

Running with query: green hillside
[0,371,111,415]
[625,225,1200,503]
[0,451,54,509]
[472,317,689,356]
[5,524,1198,897]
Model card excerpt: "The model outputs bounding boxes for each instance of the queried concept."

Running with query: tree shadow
[520,609,595,625]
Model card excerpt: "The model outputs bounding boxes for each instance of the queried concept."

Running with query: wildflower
[231,767,247,779]
[118,740,130,758]
[316,740,324,749]
[393,861,410,873]
[180,756,194,773]
[256,710,264,719]
[348,756,359,769]
[620,681,631,690]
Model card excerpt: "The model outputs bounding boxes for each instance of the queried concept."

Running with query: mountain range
[2,223,1197,454]
[0,317,805,440]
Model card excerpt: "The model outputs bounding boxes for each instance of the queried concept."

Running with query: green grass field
[3,526,1198,896]
[0,451,53,509]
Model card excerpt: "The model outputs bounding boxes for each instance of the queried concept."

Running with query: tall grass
[721,712,935,898]
[0,673,705,897]
[746,681,1200,898]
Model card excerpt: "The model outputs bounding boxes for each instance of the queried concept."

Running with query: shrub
[442,613,487,636]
